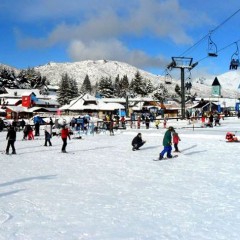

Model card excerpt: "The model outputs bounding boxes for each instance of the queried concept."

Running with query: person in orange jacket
[61,124,71,153]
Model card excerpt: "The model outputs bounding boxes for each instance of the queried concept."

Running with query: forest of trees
[55,70,192,105]
[0,67,48,94]
[0,66,194,106]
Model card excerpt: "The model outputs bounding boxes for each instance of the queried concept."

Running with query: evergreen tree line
[0,67,48,93]
[57,71,189,105]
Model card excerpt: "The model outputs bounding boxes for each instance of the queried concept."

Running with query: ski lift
[208,33,218,57]
[185,70,192,82]
[229,42,239,70]
[164,70,172,84]
[185,70,192,92]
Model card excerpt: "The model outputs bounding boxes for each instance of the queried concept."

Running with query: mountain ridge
[1,60,240,99]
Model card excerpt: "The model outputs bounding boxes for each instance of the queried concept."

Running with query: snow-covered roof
[3,88,41,97]
[1,98,20,105]
[60,94,125,111]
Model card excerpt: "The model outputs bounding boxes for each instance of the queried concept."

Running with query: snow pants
[160,145,172,158]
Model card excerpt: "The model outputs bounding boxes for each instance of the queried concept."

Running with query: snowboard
[153,155,178,161]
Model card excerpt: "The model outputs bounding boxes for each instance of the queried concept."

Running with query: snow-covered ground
[0,118,240,240]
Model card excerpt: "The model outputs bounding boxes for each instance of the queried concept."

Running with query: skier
[131,133,146,151]
[44,123,52,146]
[173,131,181,152]
[159,126,175,160]
[61,124,71,153]
[6,125,16,154]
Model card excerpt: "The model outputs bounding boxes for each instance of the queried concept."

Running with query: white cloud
[68,39,168,68]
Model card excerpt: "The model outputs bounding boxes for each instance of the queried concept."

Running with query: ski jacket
[173,133,180,144]
[162,130,172,146]
[132,135,143,146]
[6,128,16,141]
[61,128,70,139]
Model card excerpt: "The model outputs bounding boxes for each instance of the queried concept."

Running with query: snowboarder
[159,126,175,160]
[131,133,146,151]
[61,124,71,153]
[6,125,16,154]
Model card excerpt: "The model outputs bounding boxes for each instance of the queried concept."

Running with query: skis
[153,155,178,161]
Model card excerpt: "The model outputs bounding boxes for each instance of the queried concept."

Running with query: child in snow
[225,132,238,142]
[172,131,181,152]
[61,124,71,153]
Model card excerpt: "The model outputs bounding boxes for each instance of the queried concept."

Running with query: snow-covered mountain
[34,60,161,86]
[1,60,240,98]
[33,60,240,98]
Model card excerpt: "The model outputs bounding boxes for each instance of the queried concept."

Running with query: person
[226,132,238,142]
[145,116,150,129]
[0,118,4,131]
[163,118,167,128]
[28,125,34,140]
[35,121,40,136]
[131,133,146,151]
[61,124,71,153]
[6,125,16,154]
[44,123,52,146]
[214,113,221,126]
[20,119,26,130]
[172,131,181,152]
[109,118,114,136]
[155,119,160,129]
[120,116,126,128]
[159,126,175,160]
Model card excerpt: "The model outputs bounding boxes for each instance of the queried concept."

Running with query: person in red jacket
[61,124,71,153]
[173,131,181,152]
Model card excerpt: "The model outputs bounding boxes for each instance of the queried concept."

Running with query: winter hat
[168,126,174,131]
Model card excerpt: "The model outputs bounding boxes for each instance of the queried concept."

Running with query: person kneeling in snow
[226,132,238,142]
[132,133,146,151]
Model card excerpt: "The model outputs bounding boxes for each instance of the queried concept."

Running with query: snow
[0,118,240,239]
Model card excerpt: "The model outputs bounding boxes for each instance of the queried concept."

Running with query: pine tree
[119,75,129,97]
[114,74,121,97]
[69,78,79,99]
[153,83,169,102]
[81,74,92,94]
[97,77,114,98]
[131,71,146,96]
[145,79,154,94]
[57,73,78,105]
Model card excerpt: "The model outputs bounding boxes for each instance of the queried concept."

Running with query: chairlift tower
[167,57,198,119]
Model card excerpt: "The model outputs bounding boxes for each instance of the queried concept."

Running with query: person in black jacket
[6,125,17,154]
[131,133,146,151]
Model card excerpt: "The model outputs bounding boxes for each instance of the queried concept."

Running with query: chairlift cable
[195,39,240,64]
[179,8,240,57]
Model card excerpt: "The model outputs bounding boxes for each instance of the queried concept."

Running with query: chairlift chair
[208,34,218,57]
[229,42,239,70]
[164,71,172,84]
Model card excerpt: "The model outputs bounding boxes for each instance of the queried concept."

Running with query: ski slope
[0,117,240,239]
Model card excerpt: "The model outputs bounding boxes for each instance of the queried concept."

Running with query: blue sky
[0,0,240,78]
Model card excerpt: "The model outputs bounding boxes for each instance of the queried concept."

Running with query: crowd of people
[3,111,239,156]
